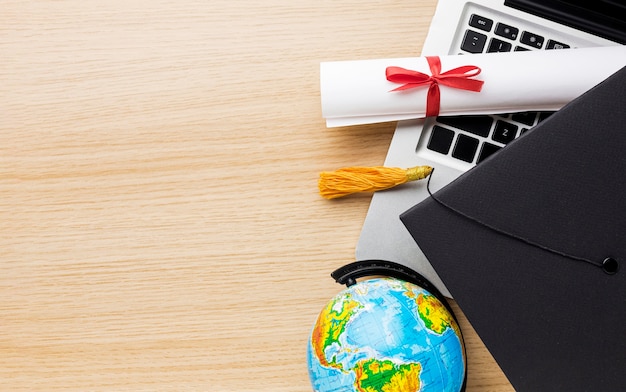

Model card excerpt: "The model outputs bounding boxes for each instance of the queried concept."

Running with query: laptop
[355,0,626,298]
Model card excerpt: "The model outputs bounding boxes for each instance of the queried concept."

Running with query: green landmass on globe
[354,358,422,391]
[307,278,465,392]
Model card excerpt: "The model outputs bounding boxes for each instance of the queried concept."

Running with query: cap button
[602,257,619,275]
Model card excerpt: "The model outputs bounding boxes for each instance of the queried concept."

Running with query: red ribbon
[386,56,484,117]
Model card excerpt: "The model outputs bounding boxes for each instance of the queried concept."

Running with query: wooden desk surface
[1,1,514,390]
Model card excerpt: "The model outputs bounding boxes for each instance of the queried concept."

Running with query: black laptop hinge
[504,0,626,44]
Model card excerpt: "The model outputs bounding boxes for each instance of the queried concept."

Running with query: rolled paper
[320,46,626,127]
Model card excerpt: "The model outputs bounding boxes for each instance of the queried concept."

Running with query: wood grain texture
[1,1,513,390]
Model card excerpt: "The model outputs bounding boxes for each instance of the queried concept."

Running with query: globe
[307,277,465,392]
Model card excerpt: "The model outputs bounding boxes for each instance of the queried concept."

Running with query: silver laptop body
[356,0,623,297]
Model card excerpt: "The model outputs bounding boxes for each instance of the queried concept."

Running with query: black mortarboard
[400,66,626,391]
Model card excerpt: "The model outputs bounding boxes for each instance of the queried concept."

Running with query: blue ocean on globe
[307,277,465,392]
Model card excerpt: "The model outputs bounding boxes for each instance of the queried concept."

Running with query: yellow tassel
[318,165,433,199]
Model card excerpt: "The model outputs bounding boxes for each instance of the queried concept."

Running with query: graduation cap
[400,66,626,391]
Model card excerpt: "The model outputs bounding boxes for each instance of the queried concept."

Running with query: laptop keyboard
[425,13,570,165]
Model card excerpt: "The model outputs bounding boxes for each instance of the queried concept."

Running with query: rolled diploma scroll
[321,46,626,127]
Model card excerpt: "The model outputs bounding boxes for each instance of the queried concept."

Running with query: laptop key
[437,115,493,137]
[461,30,487,53]
[477,142,501,163]
[492,120,518,144]
[487,38,512,52]
[469,14,493,32]
[452,134,480,163]
[546,39,570,49]
[494,22,518,40]
[538,111,555,122]
[428,126,455,154]
[520,31,544,49]
[511,111,538,126]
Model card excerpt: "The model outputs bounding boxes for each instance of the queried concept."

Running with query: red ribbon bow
[386,56,484,117]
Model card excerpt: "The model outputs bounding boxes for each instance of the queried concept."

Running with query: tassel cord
[425,169,605,270]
